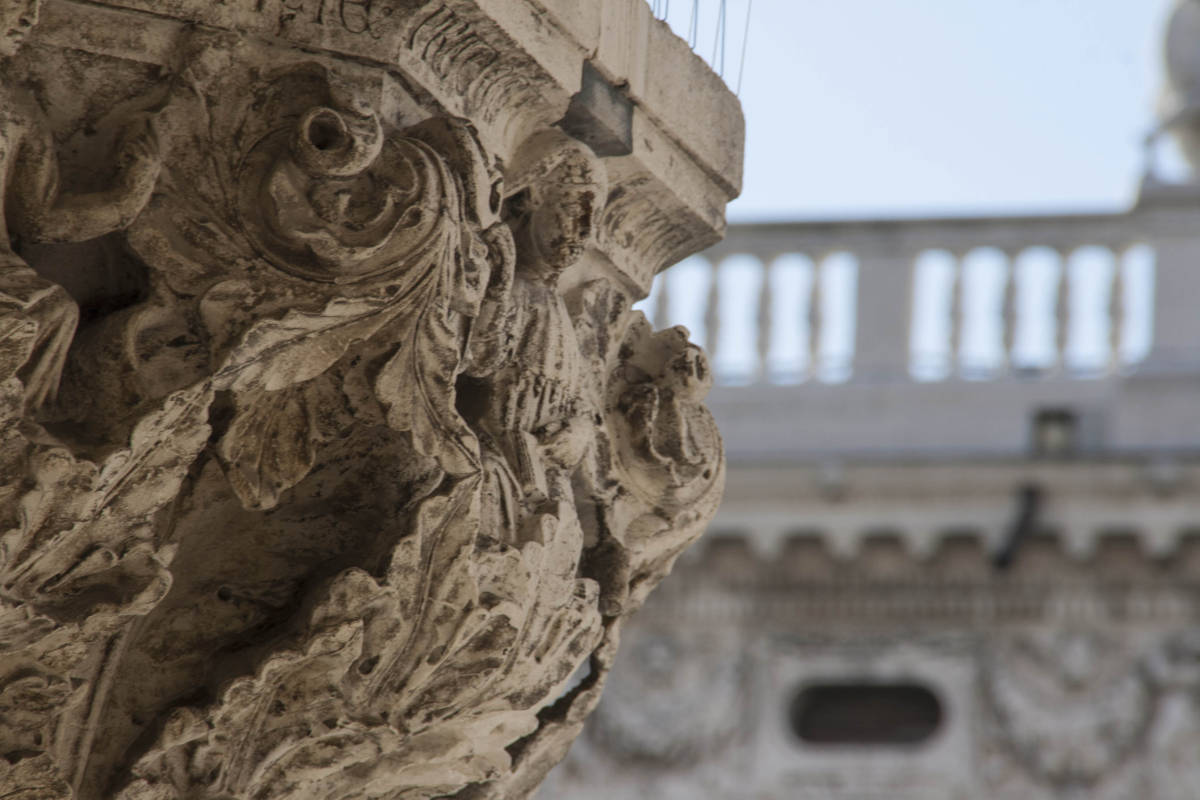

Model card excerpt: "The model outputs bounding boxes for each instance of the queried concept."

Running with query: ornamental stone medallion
[0,1,742,797]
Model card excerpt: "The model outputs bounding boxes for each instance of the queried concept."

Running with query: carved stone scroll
[0,1,737,798]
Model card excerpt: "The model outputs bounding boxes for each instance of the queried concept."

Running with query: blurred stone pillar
[853,248,914,382]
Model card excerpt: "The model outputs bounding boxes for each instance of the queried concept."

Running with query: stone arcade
[0,1,742,797]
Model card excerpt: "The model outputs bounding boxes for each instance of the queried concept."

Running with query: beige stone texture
[0,1,741,797]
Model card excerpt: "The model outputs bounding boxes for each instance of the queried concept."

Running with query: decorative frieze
[546,533,1200,800]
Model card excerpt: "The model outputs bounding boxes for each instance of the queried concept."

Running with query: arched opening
[909,249,956,381]
[766,253,816,384]
[1011,246,1062,373]
[958,247,1008,379]
[1064,245,1116,376]
[712,254,765,385]
[663,255,715,349]
[816,251,857,383]
[1119,243,1156,367]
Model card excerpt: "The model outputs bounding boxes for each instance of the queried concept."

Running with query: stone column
[0,1,742,798]
[853,248,914,382]
[1143,235,1200,374]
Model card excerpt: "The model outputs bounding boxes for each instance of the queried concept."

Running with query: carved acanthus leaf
[0,383,211,779]
[0,23,725,800]
[123,477,602,800]
[374,294,481,478]
[217,383,324,511]
[0,384,211,614]
[206,285,406,395]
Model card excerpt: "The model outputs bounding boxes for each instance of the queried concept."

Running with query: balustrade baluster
[1109,251,1126,373]
[1001,252,1018,374]
[1055,249,1070,374]
[1120,243,1156,367]
[756,259,774,383]
[948,255,963,379]
[808,256,823,381]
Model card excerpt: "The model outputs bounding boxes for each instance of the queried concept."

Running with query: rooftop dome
[1163,0,1200,170]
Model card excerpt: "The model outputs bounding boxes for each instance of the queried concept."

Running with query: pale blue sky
[663,0,1181,220]
[644,2,1177,383]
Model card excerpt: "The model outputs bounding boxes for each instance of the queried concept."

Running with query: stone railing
[641,187,1200,387]
[645,187,1200,460]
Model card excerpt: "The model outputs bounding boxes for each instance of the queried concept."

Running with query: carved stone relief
[543,541,1200,800]
[584,625,752,766]
[549,624,1200,800]
[980,628,1154,794]
[0,3,728,798]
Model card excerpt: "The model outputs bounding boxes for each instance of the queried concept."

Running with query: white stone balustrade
[643,208,1184,385]
[644,188,1200,461]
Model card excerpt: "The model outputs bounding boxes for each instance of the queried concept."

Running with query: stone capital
[0,2,740,797]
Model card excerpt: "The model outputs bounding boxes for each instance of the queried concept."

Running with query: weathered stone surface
[545,527,1200,800]
[0,1,738,797]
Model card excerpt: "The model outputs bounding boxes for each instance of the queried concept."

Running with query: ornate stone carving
[542,519,1200,800]
[585,626,751,766]
[981,628,1154,792]
[0,3,733,798]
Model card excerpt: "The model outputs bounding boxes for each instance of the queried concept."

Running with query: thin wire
[712,0,727,76]
[736,0,752,95]
[688,0,699,48]
[722,0,727,76]
[722,0,727,75]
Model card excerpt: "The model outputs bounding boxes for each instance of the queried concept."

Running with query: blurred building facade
[541,1,1200,798]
